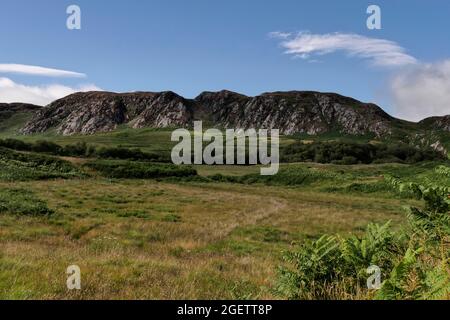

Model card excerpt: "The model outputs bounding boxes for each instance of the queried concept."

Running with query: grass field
[0,125,448,299]
[0,159,431,299]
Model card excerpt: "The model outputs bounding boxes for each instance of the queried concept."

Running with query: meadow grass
[0,124,448,299]
[0,165,419,299]
[1,126,176,155]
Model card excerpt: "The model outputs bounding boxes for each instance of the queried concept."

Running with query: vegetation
[282,141,445,164]
[0,138,169,162]
[95,147,168,162]
[84,160,198,179]
[2,136,446,166]
[0,189,53,216]
[274,166,450,300]
[209,166,340,186]
[0,147,83,181]
[0,126,448,300]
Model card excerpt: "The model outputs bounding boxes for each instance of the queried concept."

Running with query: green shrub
[84,160,197,179]
[435,165,450,177]
[210,166,340,186]
[281,141,445,165]
[345,182,388,194]
[274,222,398,300]
[0,189,53,216]
[0,138,169,162]
[275,167,450,300]
[96,147,166,162]
[162,214,182,223]
[0,147,84,181]
[31,140,62,154]
[0,138,32,151]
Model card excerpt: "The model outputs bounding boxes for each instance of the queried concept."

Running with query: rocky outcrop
[21,91,194,135]
[21,90,400,137]
[0,103,41,121]
[126,92,194,129]
[195,91,393,136]
[420,115,450,132]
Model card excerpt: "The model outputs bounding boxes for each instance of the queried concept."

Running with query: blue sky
[1,0,450,121]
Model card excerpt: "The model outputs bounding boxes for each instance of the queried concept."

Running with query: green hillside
[0,109,449,300]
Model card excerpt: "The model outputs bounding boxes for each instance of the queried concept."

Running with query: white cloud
[268,31,292,39]
[0,77,101,106]
[389,60,450,122]
[273,32,417,67]
[0,64,85,78]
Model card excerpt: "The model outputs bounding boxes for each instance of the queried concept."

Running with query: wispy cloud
[268,31,292,39]
[270,31,450,118]
[0,64,85,78]
[0,77,101,106]
[389,60,450,121]
[272,32,418,67]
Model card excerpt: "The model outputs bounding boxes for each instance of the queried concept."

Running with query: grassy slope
[0,176,412,299]
[0,118,449,299]
[2,155,443,299]
[1,113,449,155]
[0,113,34,137]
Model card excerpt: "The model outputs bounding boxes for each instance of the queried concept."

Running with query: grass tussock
[0,188,53,216]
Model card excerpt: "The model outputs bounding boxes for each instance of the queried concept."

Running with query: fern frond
[419,265,450,300]
[376,248,422,300]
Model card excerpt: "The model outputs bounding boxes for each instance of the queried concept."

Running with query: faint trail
[210,197,288,240]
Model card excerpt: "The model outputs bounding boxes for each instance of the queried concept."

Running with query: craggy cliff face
[420,115,450,132]
[195,90,393,136]
[20,91,194,135]
[20,90,398,137]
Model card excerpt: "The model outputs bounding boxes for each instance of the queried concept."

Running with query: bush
[61,142,90,157]
[274,222,398,299]
[84,160,198,179]
[0,138,170,162]
[0,147,83,181]
[95,147,166,162]
[31,140,62,154]
[275,169,450,300]
[0,138,32,151]
[0,188,53,216]
[209,166,339,186]
[281,141,445,165]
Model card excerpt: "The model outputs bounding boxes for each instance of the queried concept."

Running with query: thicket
[0,138,168,162]
[0,147,83,181]
[1,138,445,166]
[84,160,198,179]
[209,166,339,186]
[281,141,445,164]
[275,165,450,300]
[0,188,53,216]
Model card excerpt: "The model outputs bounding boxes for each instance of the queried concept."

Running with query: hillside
[0,94,449,300]
[18,90,410,136]
[0,90,448,155]
[0,102,40,134]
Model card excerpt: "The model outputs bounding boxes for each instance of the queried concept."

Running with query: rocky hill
[0,103,41,121]
[419,115,450,132]
[19,91,194,135]
[20,90,403,137]
[0,103,41,132]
